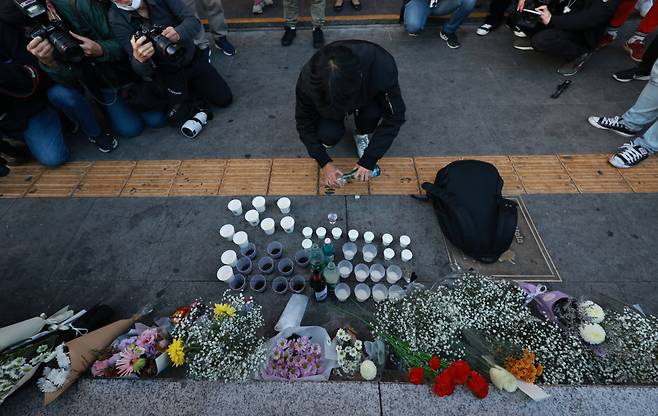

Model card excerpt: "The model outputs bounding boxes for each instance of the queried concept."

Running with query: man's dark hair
[310,44,363,110]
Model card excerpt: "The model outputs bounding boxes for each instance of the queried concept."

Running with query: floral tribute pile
[263,336,323,380]
[333,328,364,377]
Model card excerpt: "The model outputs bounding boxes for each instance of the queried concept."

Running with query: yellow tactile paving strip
[1,154,656,198]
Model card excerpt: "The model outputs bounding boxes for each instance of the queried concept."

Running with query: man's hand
[131,35,154,63]
[517,0,525,12]
[354,165,373,182]
[69,32,103,57]
[322,163,344,188]
[161,26,180,43]
[536,5,552,25]
[26,37,57,67]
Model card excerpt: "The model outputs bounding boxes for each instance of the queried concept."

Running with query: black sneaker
[513,37,533,50]
[89,133,118,153]
[609,141,653,168]
[587,115,638,137]
[215,36,236,56]
[612,67,650,83]
[557,53,591,77]
[312,27,325,48]
[440,30,460,49]
[281,26,296,47]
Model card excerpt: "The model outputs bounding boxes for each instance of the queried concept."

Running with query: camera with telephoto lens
[13,0,84,63]
[134,23,185,59]
[181,107,213,139]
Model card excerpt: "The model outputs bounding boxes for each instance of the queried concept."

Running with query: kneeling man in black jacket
[296,40,406,188]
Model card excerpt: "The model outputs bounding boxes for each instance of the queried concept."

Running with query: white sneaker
[609,141,652,168]
[476,24,493,36]
[354,133,369,158]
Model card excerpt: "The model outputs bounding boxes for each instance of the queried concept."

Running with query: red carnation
[408,367,425,385]
[429,356,440,371]
[466,371,489,399]
[447,360,471,384]
[432,371,455,397]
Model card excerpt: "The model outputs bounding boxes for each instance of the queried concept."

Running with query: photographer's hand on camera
[26,37,57,68]
[161,26,180,43]
[131,35,155,63]
[536,5,552,25]
[68,32,104,58]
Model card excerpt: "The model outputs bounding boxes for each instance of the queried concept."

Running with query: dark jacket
[549,0,620,49]
[0,22,52,133]
[108,0,201,79]
[296,40,406,171]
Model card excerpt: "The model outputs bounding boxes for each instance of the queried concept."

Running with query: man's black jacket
[295,40,406,171]
[549,0,621,49]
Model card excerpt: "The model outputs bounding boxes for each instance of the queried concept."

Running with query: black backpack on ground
[421,160,518,264]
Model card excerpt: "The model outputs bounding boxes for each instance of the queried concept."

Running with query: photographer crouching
[108,0,233,136]
[512,0,620,76]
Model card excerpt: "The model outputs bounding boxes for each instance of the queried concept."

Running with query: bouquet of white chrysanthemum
[332,328,364,378]
[169,292,267,382]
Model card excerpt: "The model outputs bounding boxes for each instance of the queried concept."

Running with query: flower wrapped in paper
[0,306,76,352]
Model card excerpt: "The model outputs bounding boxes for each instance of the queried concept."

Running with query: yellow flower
[214,303,236,320]
[167,338,185,367]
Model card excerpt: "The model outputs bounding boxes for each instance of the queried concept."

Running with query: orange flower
[504,348,543,384]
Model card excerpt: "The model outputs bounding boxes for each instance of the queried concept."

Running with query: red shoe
[624,39,646,62]
[596,33,615,49]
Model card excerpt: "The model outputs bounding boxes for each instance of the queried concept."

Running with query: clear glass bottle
[322,238,335,265]
[322,261,340,291]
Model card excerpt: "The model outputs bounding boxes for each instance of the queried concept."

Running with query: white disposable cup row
[400,235,411,248]
[348,229,359,242]
[342,242,357,261]
[316,227,327,239]
[233,231,249,249]
[363,231,375,244]
[221,250,238,267]
[280,216,295,233]
[260,218,275,235]
[245,209,260,226]
[301,239,313,250]
[277,197,291,214]
[355,283,371,302]
[302,226,313,239]
[228,199,242,216]
[383,248,395,261]
[331,227,342,240]
[401,249,413,262]
[217,265,234,281]
[382,233,393,247]
[372,284,388,303]
[220,224,235,241]
[252,196,266,213]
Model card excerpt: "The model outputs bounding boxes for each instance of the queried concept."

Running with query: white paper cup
[401,249,413,262]
[331,227,342,240]
[383,248,395,261]
[348,229,359,242]
[386,265,402,284]
[221,250,238,267]
[252,196,266,213]
[335,283,351,302]
[369,264,385,283]
[232,231,249,249]
[382,233,393,247]
[277,197,291,214]
[389,285,405,301]
[280,216,295,234]
[338,260,353,278]
[228,199,242,216]
[372,283,388,303]
[217,265,233,282]
[301,239,313,250]
[219,224,235,241]
[245,209,260,226]
[363,231,375,244]
[342,242,357,261]
[400,235,411,249]
[302,226,313,239]
[316,227,327,239]
[362,244,377,263]
[260,217,275,235]
[355,283,371,302]
[354,264,370,282]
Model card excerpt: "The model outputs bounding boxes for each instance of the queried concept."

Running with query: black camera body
[13,0,84,62]
[134,23,185,59]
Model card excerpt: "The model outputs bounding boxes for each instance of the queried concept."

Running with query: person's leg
[140,111,168,129]
[637,4,658,34]
[608,0,637,30]
[310,0,326,27]
[201,0,229,38]
[403,0,432,34]
[183,0,211,50]
[100,89,145,138]
[188,50,233,108]
[484,0,513,28]
[639,36,658,73]
[436,0,477,34]
[622,61,658,133]
[47,84,102,138]
[531,28,587,61]
[21,106,69,167]
[317,119,346,146]
[283,0,299,27]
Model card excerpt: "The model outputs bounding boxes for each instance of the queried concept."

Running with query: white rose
[360,360,377,381]
[489,366,518,393]
[578,301,605,324]
[579,323,606,345]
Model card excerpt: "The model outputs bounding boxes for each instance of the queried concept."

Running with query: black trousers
[484,0,513,27]
[316,101,382,146]
[640,36,658,73]
[162,48,233,110]
[531,28,589,61]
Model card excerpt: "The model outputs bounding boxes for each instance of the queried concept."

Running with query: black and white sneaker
[476,23,493,36]
[440,30,461,49]
[612,67,650,83]
[89,133,118,153]
[609,141,653,168]
[312,27,325,49]
[587,115,638,137]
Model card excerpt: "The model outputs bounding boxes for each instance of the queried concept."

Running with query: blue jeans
[622,60,658,152]
[404,0,476,34]
[17,106,69,167]
[47,84,166,139]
